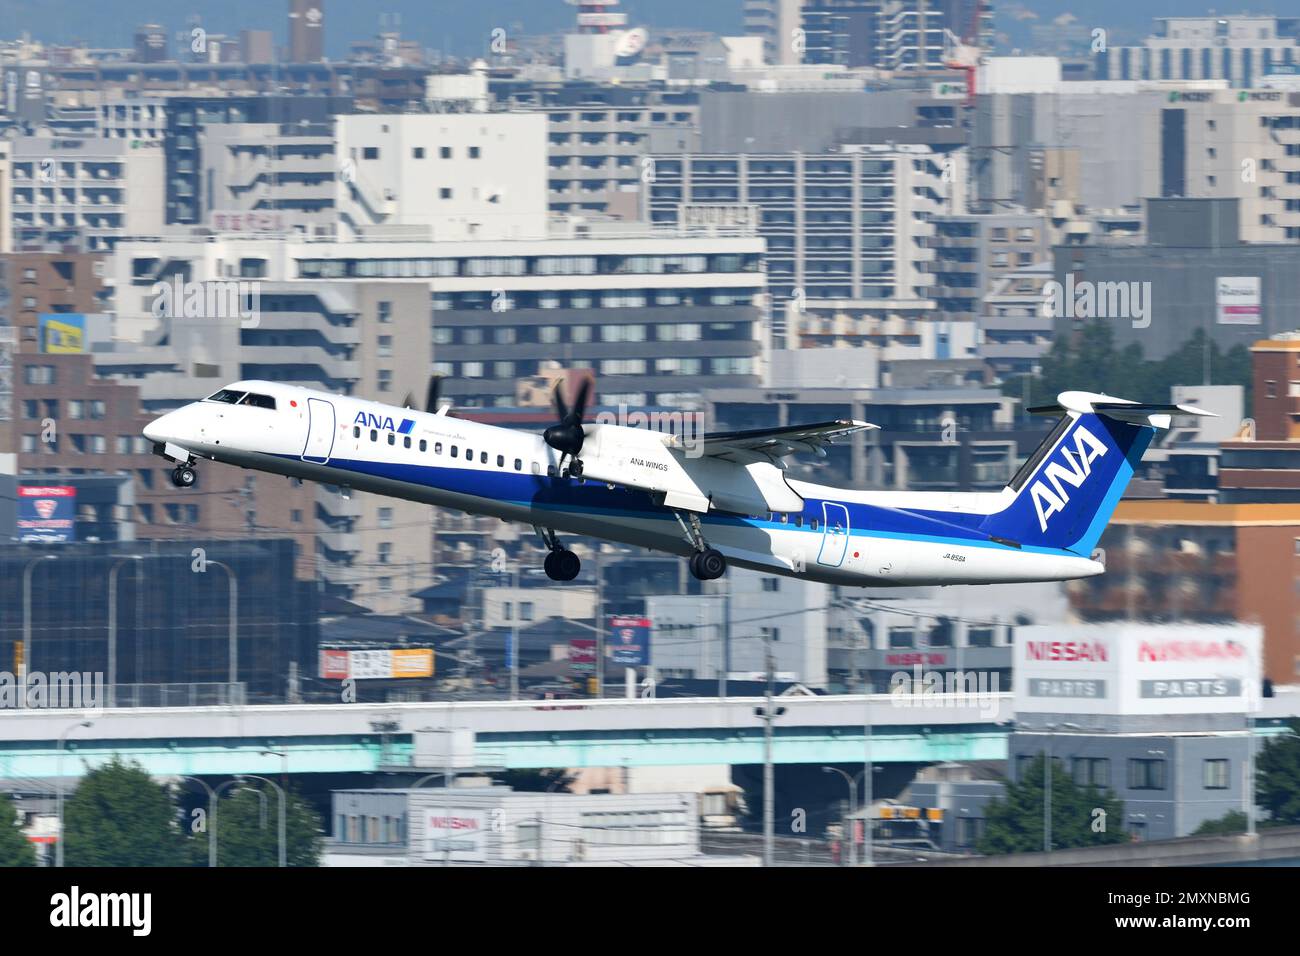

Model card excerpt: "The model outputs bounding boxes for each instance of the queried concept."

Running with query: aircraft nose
[143,411,177,445]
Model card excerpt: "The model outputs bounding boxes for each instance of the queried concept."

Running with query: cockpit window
[205,389,246,404]
[239,392,277,410]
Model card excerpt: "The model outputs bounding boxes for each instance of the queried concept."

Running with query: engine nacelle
[576,423,803,515]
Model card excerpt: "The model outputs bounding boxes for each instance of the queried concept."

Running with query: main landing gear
[170,464,197,488]
[537,526,581,582]
[674,510,727,581]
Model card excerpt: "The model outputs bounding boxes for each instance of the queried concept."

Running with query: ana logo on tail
[1029,423,1108,532]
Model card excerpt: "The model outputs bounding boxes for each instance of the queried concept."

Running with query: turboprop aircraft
[142,381,1209,586]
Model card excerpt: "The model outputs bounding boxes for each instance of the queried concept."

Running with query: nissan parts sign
[1014,624,1260,716]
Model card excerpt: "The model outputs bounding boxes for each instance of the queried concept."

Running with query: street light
[260,751,289,868]
[55,719,93,867]
[822,766,858,867]
[22,554,57,679]
[175,775,216,867]
[204,560,240,700]
[1043,721,1082,854]
[106,555,143,708]
[243,771,287,868]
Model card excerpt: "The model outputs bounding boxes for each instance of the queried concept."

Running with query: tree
[0,792,36,867]
[63,756,187,866]
[1257,718,1300,827]
[977,753,1128,855]
[1003,322,1254,412]
[1193,810,1248,836]
[202,785,322,867]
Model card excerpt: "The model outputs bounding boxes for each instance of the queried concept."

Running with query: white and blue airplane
[142,380,1208,586]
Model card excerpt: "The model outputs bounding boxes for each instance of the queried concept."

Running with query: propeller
[405,375,447,414]
[543,377,591,459]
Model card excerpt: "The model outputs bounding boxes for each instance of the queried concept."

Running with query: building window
[440,146,451,159]
[1128,758,1167,791]
[440,187,452,199]
[762,578,780,592]
[413,147,425,159]
[1072,757,1110,788]
[379,507,393,529]
[362,147,379,160]
[1203,758,1229,790]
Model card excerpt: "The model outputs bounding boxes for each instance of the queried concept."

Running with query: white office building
[334,113,549,241]
[9,135,164,251]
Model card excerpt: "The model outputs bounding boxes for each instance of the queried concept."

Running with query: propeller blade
[551,379,570,421]
[569,377,592,424]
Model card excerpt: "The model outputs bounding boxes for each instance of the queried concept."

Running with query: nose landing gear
[170,464,197,488]
[536,525,581,582]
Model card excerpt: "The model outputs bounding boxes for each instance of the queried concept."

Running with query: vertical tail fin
[978,392,1209,554]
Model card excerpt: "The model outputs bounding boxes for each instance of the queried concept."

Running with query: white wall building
[334,113,549,241]
[9,135,164,251]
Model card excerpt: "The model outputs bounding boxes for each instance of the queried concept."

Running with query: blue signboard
[609,616,651,667]
[17,485,76,542]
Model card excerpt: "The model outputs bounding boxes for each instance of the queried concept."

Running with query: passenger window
[403,436,411,449]
[370,430,378,442]
[497,454,504,467]
[353,426,360,438]
[515,459,522,471]
[451,446,458,458]
[780,513,788,524]
[531,462,541,475]
[388,434,395,446]
[419,439,427,452]
[481,451,488,465]
[435,442,442,454]
[466,448,473,461]
[547,464,557,477]
[795,516,803,528]
[811,518,819,531]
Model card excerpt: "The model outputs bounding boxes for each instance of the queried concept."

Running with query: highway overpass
[0,693,1012,780]
[2,692,1295,781]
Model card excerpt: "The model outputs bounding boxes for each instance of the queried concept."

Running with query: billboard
[609,616,651,666]
[17,485,76,542]
[569,639,596,672]
[1215,276,1261,325]
[317,647,434,680]
[1014,624,1260,716]
[38,314,86,353]
[423,809,486,862]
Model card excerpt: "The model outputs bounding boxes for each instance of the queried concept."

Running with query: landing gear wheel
[544,549,581,582]
[568,458,584,479]
[689,548,727,581]
[171,465,196,488]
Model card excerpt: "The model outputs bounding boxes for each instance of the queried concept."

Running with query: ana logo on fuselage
[1029,423,1108,533]
[355,411,397,431]
[354,411,415,435]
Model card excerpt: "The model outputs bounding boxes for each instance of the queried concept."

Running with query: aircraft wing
[668,419,878,461]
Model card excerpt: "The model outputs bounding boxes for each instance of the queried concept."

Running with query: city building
[1141,86,1300,243]
[489,79,701,218]
[0,538,317,704]
[334,112,548,240]
[744,0,806,66]
[646,146,963,335]
[1096,16,1300,88]
[326,785,735,866]
[647,571,830,687]
[1049,198,1300,361]
[9,135,164,251]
